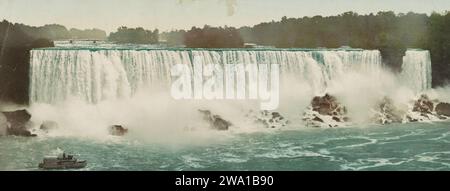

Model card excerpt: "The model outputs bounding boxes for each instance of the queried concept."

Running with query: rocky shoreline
[0,110,130,137]
[302,93,450,127]
[1,94,449,137]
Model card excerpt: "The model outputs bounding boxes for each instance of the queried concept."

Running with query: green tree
[109,27,159,44]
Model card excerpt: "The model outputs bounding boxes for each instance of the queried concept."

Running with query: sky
[0,0,449,33]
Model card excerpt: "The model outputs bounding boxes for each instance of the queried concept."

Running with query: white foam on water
[341,158,414,170]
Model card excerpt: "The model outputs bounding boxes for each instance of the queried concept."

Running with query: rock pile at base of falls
[245,110,289,129]
[198,110,232,131]
[407,94,448,122]
[302,94,350,128]
[0,110,36,137]
[371,94,450,124]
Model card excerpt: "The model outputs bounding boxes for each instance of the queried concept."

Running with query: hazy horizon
[0,0,449,33]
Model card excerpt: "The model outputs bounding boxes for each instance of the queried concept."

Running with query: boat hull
[38,161,87,170]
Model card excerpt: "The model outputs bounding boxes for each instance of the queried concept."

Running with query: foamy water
[1,122,450,171]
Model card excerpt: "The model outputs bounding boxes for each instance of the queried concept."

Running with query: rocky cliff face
[1,110,36,137]
[0,20,54,105]
[379,46,407,73]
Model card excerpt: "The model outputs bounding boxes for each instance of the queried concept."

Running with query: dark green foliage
[425,12,450,86]
[242,12,428,49]
[18,24,70,40]
[109,27,159,44]
[16,23,107,40]
[0,20,34,47]
[184,25,244,48]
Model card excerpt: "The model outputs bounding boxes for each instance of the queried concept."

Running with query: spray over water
[27,47,437,141]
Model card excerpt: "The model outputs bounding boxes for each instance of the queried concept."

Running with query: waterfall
[400,50,432,92]
[29,48,430,104]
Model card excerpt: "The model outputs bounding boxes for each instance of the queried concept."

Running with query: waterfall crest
[29,49,431,104]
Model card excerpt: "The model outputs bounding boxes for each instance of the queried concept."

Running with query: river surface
[1,121,449,171]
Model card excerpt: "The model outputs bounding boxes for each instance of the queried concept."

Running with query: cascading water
[400,50,432,93]
[30,48,408,104]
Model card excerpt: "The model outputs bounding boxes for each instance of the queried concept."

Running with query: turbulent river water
[1,122,450,171]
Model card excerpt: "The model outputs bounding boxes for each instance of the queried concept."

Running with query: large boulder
[198,110,231,131]
[303,94,349,127]
[311,94,347,116]
[311,94,335,115]
[1,110,36,137]
[109,125,128,136]
[435,103,450,117]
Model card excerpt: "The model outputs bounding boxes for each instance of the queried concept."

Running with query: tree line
[108,27,158,44]
[15,22,107,40]
[162,11,450,87]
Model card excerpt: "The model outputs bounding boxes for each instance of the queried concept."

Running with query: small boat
[38,152,87,169]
